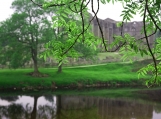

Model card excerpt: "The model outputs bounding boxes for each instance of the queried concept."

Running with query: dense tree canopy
[0,0,55,76]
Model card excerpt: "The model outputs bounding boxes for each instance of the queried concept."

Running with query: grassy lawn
[97,52,151,62]
[0,61,149,89]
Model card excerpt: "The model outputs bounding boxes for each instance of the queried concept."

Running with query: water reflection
[0,95,160,119]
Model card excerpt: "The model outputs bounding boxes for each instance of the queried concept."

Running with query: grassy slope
[97,52,149,61]
[0,62,148,89]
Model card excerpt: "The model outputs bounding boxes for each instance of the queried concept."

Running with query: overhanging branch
[31,0,78,8]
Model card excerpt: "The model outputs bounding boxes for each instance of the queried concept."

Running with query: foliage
[113,0,161,86]
[0,0,54,73]
[74,42,98,60]
[40,5,99,68]
[0,17,31,68]
[30,0,161,86]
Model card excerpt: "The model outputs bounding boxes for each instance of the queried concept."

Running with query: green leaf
[133,45,138,53]
[106,0,110,3]
[127,12,133,18]
[140,50,144,57]
[100,0,106,4]
[138,73,140,79]
[44,54,47,61]
[130,9,136,15]
[126,4,132,8]
[142,50,148,55]
[116,22,122,27]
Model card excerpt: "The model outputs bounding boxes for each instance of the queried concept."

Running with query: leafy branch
[31,0,161,85]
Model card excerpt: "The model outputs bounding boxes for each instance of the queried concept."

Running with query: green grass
[0,61,149,89]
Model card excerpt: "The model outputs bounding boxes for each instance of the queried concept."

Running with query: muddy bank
[0,81,144,91]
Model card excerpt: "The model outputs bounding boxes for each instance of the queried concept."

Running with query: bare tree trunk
[32,54,39,73]
[29,46,47,77]
[57,59,63,73]
[31,48,41,76]
[31,96,38,119]
[56,95,61,118]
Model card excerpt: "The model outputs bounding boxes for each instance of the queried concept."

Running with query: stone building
[90,15,155,50]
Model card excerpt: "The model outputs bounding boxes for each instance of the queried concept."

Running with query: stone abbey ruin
[90,16,155,48]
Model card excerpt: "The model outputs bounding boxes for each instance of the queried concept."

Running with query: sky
[88,1,143,21]
[0,0,13,22]
[0,0,142,22]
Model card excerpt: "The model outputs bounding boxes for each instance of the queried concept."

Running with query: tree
[0,16,31,69]
[31,0,161,86]
[0,0,54,76]
[40,6,98,73]
[74,42,98,60]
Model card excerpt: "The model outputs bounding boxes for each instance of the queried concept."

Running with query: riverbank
[0,60,150,90]
[0,87,160,103]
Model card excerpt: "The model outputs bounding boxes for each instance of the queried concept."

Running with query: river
[0,91,161,119]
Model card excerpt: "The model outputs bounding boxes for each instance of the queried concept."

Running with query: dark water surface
[0,94,161,119]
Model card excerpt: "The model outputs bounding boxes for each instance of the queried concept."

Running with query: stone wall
[90,15,155,49]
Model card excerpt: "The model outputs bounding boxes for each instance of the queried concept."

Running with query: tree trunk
[57,64,62,73]
[29,48,43,77]
[57,60,62,73]
[31,48,39,74]
[33,56,39,73]
[56,95,61,118]
[31,96,38,119]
